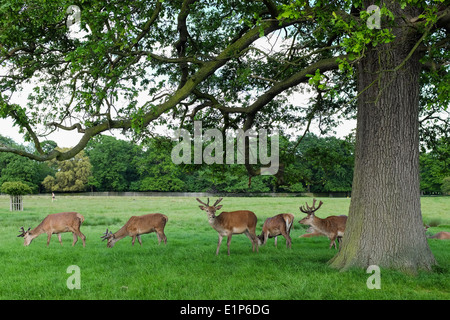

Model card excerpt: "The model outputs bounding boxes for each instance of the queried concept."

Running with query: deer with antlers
[101,213,168,248]
[298,199,347,249]
[17,212,86,247]
[196,197,258,255]
[257,213,294,248]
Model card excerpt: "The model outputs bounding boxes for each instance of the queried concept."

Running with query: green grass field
[0,195,449,300]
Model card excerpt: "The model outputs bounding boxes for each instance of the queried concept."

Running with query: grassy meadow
[0,195,449,300]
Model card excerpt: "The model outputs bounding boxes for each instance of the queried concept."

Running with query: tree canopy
[0,180,33,195]
[41,148,92,192]
[0,1,448,172]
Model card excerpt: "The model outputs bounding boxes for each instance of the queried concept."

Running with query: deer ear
[215,205,223,210]
[199,205,206,211]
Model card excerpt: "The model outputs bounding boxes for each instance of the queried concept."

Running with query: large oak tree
[1,0,449,272]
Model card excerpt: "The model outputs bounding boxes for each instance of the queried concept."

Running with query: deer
[101,213,168,248]
[299,216,348,239]
[424,225,450,239]
[17,211,86,247]
[196,197,258,255]
[429,231,450,239]
[299,226,324,238]
[298,199,347,249]
[257,213,294,248]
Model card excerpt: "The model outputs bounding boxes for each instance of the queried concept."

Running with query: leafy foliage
[420,137,450,193]
[41,148,92,192]
[1,181,32,195]
[442,177,450,195]
[85,135,140,192]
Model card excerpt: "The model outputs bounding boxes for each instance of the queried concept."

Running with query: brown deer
[257,213,294,248]
[17,212,86,247]
[298,199,347,249]
[196,197,258,255]
[101,213,168,248]
[429,231,450,239]
[424,225,450,239]
[299,226,324,238]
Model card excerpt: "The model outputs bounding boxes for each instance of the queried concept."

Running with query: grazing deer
[298,199,347,249]
[101,213,168,248]
[17,212,86,247]
[257,213,294,248]
[196,198,258,255]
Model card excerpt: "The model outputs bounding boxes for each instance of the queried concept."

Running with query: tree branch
[213,55,345,115]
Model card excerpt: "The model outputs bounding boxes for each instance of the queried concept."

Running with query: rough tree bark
[329,3,437,273]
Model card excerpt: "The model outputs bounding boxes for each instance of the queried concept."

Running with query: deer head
[17,227,32,246]
[299,198,323,225]
[196,198,223,218]
[101,229,115,248]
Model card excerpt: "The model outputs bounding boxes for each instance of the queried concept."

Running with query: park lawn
[0,195,448,300]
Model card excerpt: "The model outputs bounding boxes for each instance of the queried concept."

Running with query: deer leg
[252,232,259,253]
[137,235,142,246]
[131,235,136,246]
[216,234,223,255]
[79,231,86,247]
[263,232,268,246]
[245,230,258,252]
[73,230,86,247]
[329,235,337,249]
[226,234,232,256]
[337,236,343,250]
[72,232,78,246]
[47,233,52,247]
[57,233,63,246]
[247,228,259,253]
[281,230,292,249]
[157,230,167,245]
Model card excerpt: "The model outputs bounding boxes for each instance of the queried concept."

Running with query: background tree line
[0,133,448,194]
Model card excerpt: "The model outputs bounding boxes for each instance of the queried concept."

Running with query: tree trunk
[329,3,436,273]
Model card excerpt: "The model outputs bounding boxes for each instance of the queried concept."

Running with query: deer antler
[299,198,323,214]
[17,227,30,237]
[196,198,210,206]
[213,198,223,207]
[100,229,113,241]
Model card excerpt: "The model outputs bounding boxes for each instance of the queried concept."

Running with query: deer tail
[76,213,85,224]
